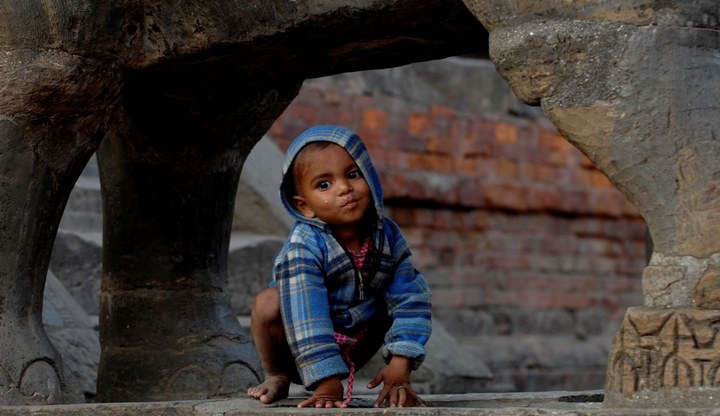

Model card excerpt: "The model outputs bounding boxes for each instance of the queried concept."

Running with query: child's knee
[251,287,280,321]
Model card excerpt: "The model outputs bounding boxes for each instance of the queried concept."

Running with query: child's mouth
[343,199,358,209]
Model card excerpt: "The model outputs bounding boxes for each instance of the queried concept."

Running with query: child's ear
[293,195,316,218]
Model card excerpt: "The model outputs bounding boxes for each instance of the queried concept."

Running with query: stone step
[0,390,622,415]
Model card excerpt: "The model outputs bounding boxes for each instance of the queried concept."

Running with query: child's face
[293,143,372,228]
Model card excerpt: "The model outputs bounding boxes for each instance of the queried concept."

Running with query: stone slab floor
[3,391,720,415]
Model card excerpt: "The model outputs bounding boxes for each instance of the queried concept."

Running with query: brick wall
[268,57,647,391]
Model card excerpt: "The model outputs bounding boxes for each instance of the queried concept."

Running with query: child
[247,125,432,408]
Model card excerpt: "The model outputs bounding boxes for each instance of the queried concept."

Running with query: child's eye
[348,170,363,180]
[317,180,331,190]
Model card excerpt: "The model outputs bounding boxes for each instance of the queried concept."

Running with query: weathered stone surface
[0,0,717,409]
[412,322,493,394]
[1,1,487,82]
[233,135,293,236]
[0,50,120,405]
[466,0,720,32]
[464,1,720,260]
[357,320,493,394]
[227,235,285,316]
[463,333,612,393]
[43,271,99,402]
[0,0,486,405]
[463,0,720,406]
[694,265,720,310]
[49,232,103,316]
[57,155,103,234]
[605,307,720,408]
[642,253,720,308]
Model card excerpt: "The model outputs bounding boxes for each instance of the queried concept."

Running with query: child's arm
[367,356,425,407]
[382,220,432,366]
[274,229,351,393]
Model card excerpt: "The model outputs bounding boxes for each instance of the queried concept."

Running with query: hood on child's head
[279,125,384,229]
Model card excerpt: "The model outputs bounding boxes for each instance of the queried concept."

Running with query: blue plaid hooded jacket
[273,125,432,388]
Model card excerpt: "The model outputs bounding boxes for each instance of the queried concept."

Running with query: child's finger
[367,372,383,389]
[298,396,336,408]
[374,388,389,407]
[397,387,407,407]
[390,386,406,407]
[297,397,315,408]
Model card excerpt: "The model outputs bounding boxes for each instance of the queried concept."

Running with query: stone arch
[0,0,717,408]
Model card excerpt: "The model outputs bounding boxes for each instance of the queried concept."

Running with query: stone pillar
[463,0,720,407]
[0,49,120,404]
[96,71,300,402]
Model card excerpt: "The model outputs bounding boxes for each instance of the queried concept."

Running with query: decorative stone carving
[606,307,720,407]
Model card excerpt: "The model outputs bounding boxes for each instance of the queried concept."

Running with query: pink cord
[334,332,359,406]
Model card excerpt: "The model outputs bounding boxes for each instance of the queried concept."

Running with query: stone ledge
[2,391,720,415]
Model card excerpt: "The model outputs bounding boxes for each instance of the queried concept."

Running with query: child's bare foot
[247,374,290,404]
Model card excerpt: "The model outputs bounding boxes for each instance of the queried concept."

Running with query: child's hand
[367,356,426,407]
[297,377,346,408]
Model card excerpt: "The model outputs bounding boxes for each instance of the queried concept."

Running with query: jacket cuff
[299,354,349,389]
[382,341,426,371]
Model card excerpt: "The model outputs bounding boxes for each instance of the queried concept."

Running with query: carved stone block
[605,307,720,407]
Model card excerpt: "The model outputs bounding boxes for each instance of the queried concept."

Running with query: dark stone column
[96,71,300,402]
[0,50,120,404]
[463,0,720,408]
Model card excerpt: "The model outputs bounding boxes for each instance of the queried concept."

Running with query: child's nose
[338,179,352,193]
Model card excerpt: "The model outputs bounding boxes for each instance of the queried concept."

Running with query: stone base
[605,307,720,408]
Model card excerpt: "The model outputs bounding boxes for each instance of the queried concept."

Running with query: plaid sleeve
[382,220,433,369]
[274,226,349,387]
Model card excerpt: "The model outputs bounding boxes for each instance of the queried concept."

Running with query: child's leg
[247,287,296,404]
[350,313,393,370]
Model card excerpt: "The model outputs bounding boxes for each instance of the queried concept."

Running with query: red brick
[496,159,519,179]
[426,136,458,156]
[383,171,427,200]
[407,153,455,173]
[589,170,613,188]
[548,149,572,167]
[527,186,563,212]
[517,122,539,146]
[384,151,410,170]
[321,89,343,106]
[289,103,318,124]
[462,157,497,179]
[366,147,388,168]
[495,123,518,144]
[433,211,454,230]
[451,118,473,147]
[408,113,430,136]
[559,190,591,214]
[483,182,530,212]
[457,177,486,207]
[485,253,529,270]
[462,121,494,158]
[266,77,649,325]
[580,153,596,169]
[469,211,489,230]
[524,163,556,183]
